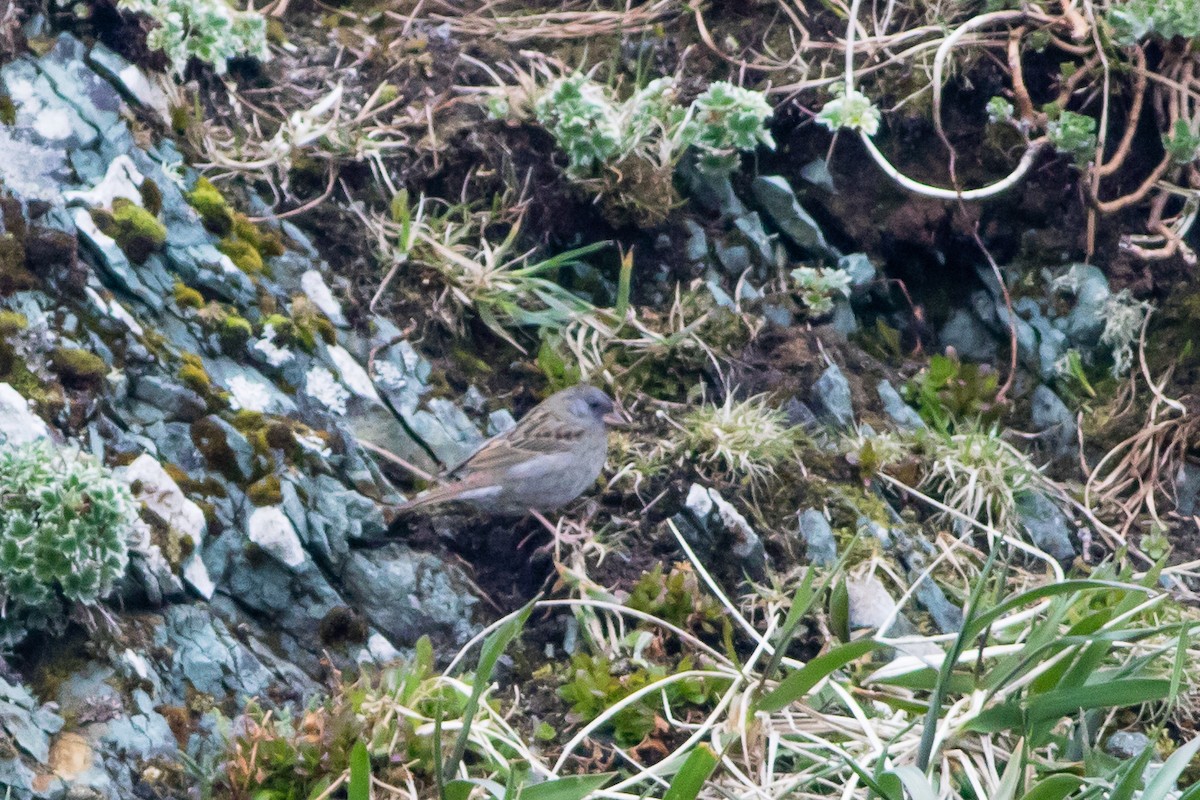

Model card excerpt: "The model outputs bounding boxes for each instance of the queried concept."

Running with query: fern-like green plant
[0,440,135,644]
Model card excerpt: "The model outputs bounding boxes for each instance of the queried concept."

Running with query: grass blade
[757,638,878,712]
[444,602,535,783]
[348,740,370,800]
[662,744,720,800]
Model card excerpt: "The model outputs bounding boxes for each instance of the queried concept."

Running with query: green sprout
[816,88,882,136]
[1162,119,1200,165]
[791,266,852,315]
[1043,105,1097,166]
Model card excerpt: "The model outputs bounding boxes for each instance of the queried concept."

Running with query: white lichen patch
[300,270,347,326]
[328,345,381,402]
[305,366,349,415]
[227,374,274,413]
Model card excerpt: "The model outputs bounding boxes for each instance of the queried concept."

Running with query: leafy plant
[902,353,1002,432]
[0,440,135,645]
[1162,119,1200,165]
[791,266,852,315]
[557,653,721,746]
[626,563,733,646]
[1044,104,1097,165]
[1107,0,1200,45]
[683,81,776,174]
[117,0,269,76]
[986,96,1015,124]
[816,87,882,136]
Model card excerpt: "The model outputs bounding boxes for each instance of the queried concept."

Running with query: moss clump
[218,314,253,350]
[186,177,234,236]
[291,296,336,348]
[0,207,34,297]
[91,199,167,263]
[173,282,205,309]
[0,310,27,335]
[178,353,212,394]
[247,474,282,506]
[139,178,164,216]
[233,216,284,258]
[0,93,15,126]
[217,237,264,275]
[49,347,107,388]
[190,417,241,480]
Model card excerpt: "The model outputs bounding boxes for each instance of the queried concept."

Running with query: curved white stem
[860,133,1047,200]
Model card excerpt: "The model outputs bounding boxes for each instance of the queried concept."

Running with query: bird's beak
[603,407,632,428]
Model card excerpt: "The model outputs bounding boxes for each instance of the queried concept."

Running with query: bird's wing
[452,404,584,478]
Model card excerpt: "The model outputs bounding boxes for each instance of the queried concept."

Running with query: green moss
[191,417,241,480]
[169,104,191,136]
[49,347,107,387]
[0,93,15,126]
[0,232,34,295]
[92,199,167,264]
[233,216,285,258]
[0,310,27,335]
[217,236,264,275]
[218,314,253,350]
[0,351,63,412]
[173,282,205,309]
[291,296,336,349]
[186,177,234,236]
[139,178,164,216]
[247,474,283,506]
[178,354,212,394]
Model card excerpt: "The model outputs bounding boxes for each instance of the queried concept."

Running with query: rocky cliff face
[0,31,488,799]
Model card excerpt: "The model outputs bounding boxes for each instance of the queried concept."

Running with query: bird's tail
[394,479,496,515]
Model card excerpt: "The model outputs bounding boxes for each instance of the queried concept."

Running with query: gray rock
[684,220,708,262]
[1105,731,1153,760]
[132,375,206,421]
[940,306,999,363]
[1030,385,1076,459]
[751,175,839,259]
[839,253,876,288]
[912,574,964,633]
[341,546,481,650]
[1175,462,1200,517]
[1014,490,1076,562]
[677,484,767,580]
[0,383,52,447]
[799,158,836,193]
[878,380,925,430]
[152,605,314,702]
[798,509,837,566]
[1056,264,1110,347]
[810,364,854,427]
[0,676,63,764]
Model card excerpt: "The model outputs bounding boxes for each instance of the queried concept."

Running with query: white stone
[64,155,146,207]
[248,506,307,568]
[328,345,382,402]
[227,374,274,413]
[300,270,348,326]
[305,366,349,416]
[33,107,72,140]
[0,383,51,447]
[85,286,144,337]
[120,455,214,600]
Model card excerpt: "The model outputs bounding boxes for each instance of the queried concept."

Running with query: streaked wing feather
[452,405,582,478]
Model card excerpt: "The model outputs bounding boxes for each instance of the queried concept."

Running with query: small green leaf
[520,773,616,800]
[662,745,720,800]
[348,740,370,800]
[758,638,878,712]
